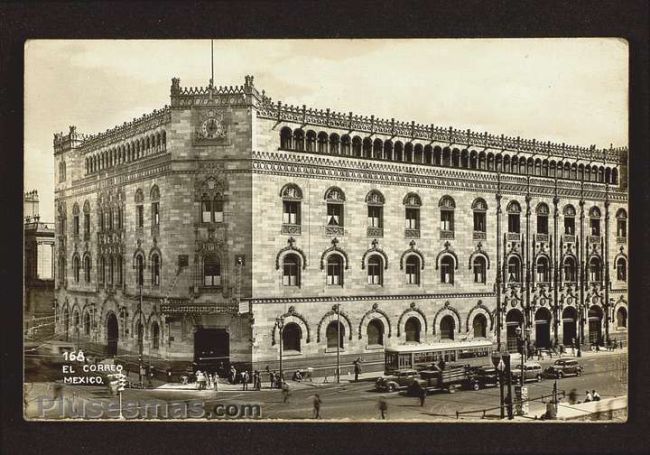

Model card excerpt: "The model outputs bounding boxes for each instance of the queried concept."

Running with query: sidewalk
[510,346,627,366]
[522,395,627,421]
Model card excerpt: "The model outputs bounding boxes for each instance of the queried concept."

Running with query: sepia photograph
[23,38,628,422]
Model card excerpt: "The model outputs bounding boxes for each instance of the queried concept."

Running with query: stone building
[53,76,628,374]
[24,190,55,339]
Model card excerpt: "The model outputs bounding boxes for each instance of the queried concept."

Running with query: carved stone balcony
[616,236,626,244]
[506,232,520,241]
[536,233,549,242]
[440,229,455,240]
[281,224,301,235]
[563,234,575,243]
[588,235,601,244]
[473,231,486,240]
[405,228,420,239]
[325,226,345,236]
[367,226,383,238]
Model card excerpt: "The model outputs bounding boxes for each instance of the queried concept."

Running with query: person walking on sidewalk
[353,358,362,382]
[378,396,388,420]
[281,381,290,403]
[312,393,322,419]
[419,386,427,407]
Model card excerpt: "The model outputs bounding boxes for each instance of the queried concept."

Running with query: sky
[24,39,628,223]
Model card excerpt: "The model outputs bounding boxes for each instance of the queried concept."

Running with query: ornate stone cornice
[246,292,495,305]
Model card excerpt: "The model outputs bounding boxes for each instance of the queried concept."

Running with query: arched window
[440,255,454,284]
[616,307,627,328]
[203,255,221,287]
[99,256,106,285]
[589,257,602,282]
[440,315,455,340]
[616,258,627,281]
[536,203,549,235]
[340,134,351,155]
[367,319,384,345]
[116,255,123,285]
[507,256,521,282]
[83,201,91,239]
[201,194,212,223]
[135,189,144,229]
[351,136,361,156]
[473,314,487,338]
[472,198,487,234]
[329,133,340,155]
[473,256,486,283]
[151,253,161,287]
[150,185,161,229]
[135,254,144,286]
[83,313,91,335]
[73,203,80,236]
[293,129,305,151]
[405,255,420,285]
[281,184,302,227]
[282,322,301,352]
[366,190,384,233]
[73,255,80,283]
[564,257,577,282]
[404,193,421,232]
[280,127,292,149]
[563,205,576,235]
[325,187,345,229]
[282,254,300,287]
[326,254,344,286]
[589,207,601,236]
[439,196,455,233]
[367,255,383,285]
[151,322,160,350]
[616,209,627,239]
[405,317,421,343]
[109,256,114,285]
[84,255,91,283]
[536,257,550,282]
[326,321,345,349]
[507,201,521,233]
[306,130,316,152]
[318,132,329,154]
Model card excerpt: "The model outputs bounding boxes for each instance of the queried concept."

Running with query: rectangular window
[473,212,486,232]
[441,263,453,284]
[406,263,418,284]
[152,202,160,226]
[564,217,575,235]
[474,263,485,283]
[405,208,419,229]
[327,203,343,226]
[590,219,600,236]
[617,219,626,238]
[204,261,221,286]
[214,200,224,223]
[201,200,212,223]
[99,212,105,232]
[367,264,381,285]
[117,208,122,230]
[137,205,144,228]
[368,206,382,228]
[109,210,114,230]
[282,263,298,286]
[283,201,299,225]
[537,215,548,234]
[441,211,454,231]
[508,214,520,233]
[37,243,53,280]
[73,216,80,236]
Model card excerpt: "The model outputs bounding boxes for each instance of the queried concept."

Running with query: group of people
[194,370,219,391]
[567,388,602,404]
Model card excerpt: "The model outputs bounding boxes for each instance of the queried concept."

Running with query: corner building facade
[54,76,628,374]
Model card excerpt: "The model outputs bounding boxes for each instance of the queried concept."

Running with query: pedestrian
[213,372,219,391]
[592,389,601,401]
[312,393,322,419]
[537,348,542,361]
[571,338,576,356]
[230,366,237,384]
[241,371,249,390]
[196,370,206,390]
[419,386,427,407]
[166,368,172,383]
[568,388,577,405]
[282,381,290,403]
[353,357,362,382]
[584,390,593,402]
[254,370,261,390]
[378,396,388,420]
[269,371,275,389]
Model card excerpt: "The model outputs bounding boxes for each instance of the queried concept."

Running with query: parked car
[466,366,499,390]
[375,369,418,392]
[511,361,544,382]
[543,358,583,379]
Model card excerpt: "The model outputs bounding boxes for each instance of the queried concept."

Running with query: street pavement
[24,349,627,421]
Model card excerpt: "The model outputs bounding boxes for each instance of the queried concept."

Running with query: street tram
[384,340,495,374]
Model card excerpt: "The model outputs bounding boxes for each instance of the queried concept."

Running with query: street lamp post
[276,316,285,385]
[334,304,341,384]
[138,284,144,387]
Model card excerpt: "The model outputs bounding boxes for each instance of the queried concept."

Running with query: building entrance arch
[534,307,552,349]
[506,309,523,353]
[106,312,119,357]
[588,306,603,345]
[562,307,577,346]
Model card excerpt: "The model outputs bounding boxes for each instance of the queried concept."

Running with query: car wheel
[577,369,582,376]
[448,387,456,394]
[388,384,395,392]
[557,372,564,379]
[473,382,480,391]
[536,374,542,382]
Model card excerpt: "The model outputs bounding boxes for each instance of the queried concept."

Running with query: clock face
[201,116,224,139]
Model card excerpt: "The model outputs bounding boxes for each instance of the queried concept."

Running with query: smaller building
[24,190,55,339]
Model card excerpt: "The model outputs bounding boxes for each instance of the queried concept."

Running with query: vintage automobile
[466,366,500,390]
[543,358,583,379]
[375,369,419,392]
[408,366,469,394]
[511,361,544,382]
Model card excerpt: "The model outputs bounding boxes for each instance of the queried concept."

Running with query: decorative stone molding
[320,237,350,270]
[316,306,353,342]
[432,301,462,334]
[466,300,494,332]
[358,303,392,339]
[397,302,428,337]
[399,241,425,270]
[435,241,459,270]
[361,239,389,270]
[275,237,307,270]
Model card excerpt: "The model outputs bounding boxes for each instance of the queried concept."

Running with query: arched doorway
[534,307,552,349]
[616,307,627,329]
[562,307,577,346]
[473,314,487,338]
[326,321,345,349]
[588,306,603,344]
[282,323,302,352]
[367,319,384,346]
[440,315,455,340]
[506,309,524,352]
[405,317,421,343]
[106,313,119,356]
